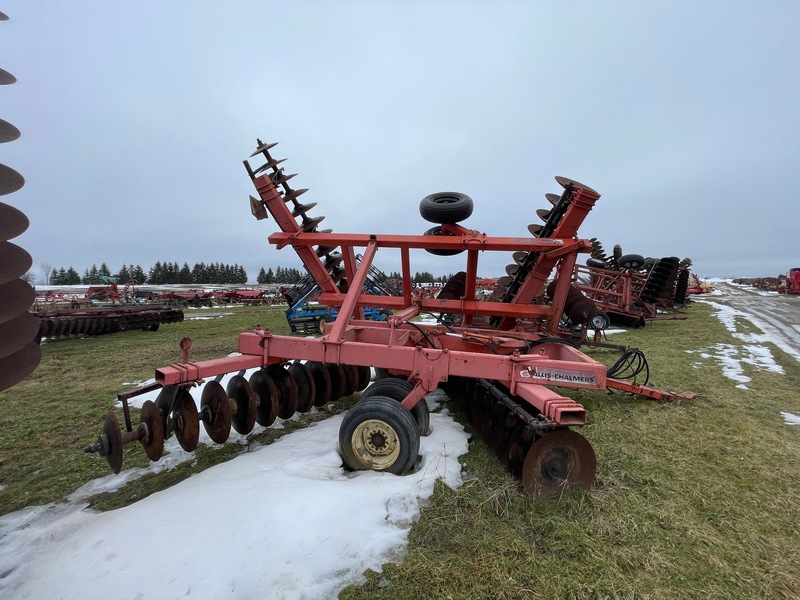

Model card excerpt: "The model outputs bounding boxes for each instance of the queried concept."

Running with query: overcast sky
[2,1,798,283]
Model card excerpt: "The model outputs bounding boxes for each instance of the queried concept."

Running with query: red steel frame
[139,161,694,443]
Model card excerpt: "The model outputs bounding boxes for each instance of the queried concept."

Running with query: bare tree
[21,271,35,284]
[40,263,53,285]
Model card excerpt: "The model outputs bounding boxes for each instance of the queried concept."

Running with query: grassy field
[1,301,798,599]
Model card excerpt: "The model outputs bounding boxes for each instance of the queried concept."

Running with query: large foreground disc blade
[0,163,24,196]
[227,375,258,434]
[250,369,279,426]
[173,389,200,452]
[0,118,20,143]
[0,278,35,324]
[0,202,29,241]
[521,429,596,499]
[0,241,32,284]
[201,380,232,443]
[0,312,39,359]
[0,341,40,393]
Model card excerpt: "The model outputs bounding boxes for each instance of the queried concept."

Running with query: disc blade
[554,176,598,195]
[0,312,39,359]
[270,365,298,419]
[287,362,316,413]
[0,163,24,196]
[102,412,124,474]
[536,208,551,222]
[512,251,528,266]
[139,400,165,461]
[249,140,278,157]
[0,241,32,284]
[0,68,16,85]
[521,429,596,499]
[200,380,232,443]
[173,389,200,452]
[545,192,560,206]
[527,223,543,237]
[0,119,21,144]
[249,369,279,426]
[305,361,332,407]
[227,375,258,434]
[0,278,35,325]
[0,341,41,393]
[505,264,518,277]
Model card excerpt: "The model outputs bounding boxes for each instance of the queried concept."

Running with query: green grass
[2,302,799,599]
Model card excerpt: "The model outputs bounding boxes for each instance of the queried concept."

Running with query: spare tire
[419,192,473,224]
[586,257,606,269]
[618,254,645,270]
[423,226,463,256]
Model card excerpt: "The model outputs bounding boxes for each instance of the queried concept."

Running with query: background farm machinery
[569,239,695,328]
[86,139,694,499]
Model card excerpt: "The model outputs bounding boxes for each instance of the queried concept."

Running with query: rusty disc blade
[249,140,278,157]
[325,363,347,402]
[227,375,258,434]
[200,380,232,443]
[287,362,316,413]
[249,369,279,426]
[554,176,598,195]
[505,264,519,277]
[301,215,325,232]
[270,365,299,419]
[0,340,41,393]
[102,412,124,474]
[0,312,39,359]
[139,400,165,461]
[0,163,25,196]
[0,119,21,144]
[527,223,543,237]
[355,365,372,392]
[521,429,596,499]
[0,278,35,324]
[0,202,30,242]
[0,241,32,284]
[305,361,332,406]
[0,11,9,20]
[341,363,358,397]
[512,251,528,266]
[173,389,200,452]
[545,192,560,206]
[536,208,551,222]
[0,68,16,85]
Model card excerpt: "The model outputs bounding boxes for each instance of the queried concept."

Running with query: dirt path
[696,282,800,363]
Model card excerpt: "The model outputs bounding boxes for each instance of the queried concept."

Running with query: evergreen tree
[131,264,146,283]
[265,267,274,284]
[117,264,131,283]
[99,263,112,278]
[179,262,192,284]
[65,267,81,284]
[257,267,268,284]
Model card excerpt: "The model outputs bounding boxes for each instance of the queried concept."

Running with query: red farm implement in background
[86,139,694,499]
[779,268,800,294]
[569,239,693,328]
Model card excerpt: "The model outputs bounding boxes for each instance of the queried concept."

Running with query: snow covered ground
[0,375,469,600]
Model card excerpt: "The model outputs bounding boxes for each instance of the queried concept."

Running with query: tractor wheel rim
[352,418,401,470]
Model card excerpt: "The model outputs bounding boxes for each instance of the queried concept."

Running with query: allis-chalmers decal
[520,365,597,386]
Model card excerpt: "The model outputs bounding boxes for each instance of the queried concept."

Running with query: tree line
[46,262,465,287]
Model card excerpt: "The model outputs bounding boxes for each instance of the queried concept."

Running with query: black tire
[618,254,645,270]
[361,378,430,436]
[423,226,463,256]
[339,396,420,474]
[586,257,606,269]
[419,192,473,224]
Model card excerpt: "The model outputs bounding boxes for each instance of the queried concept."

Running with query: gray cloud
[2,0,798,283]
